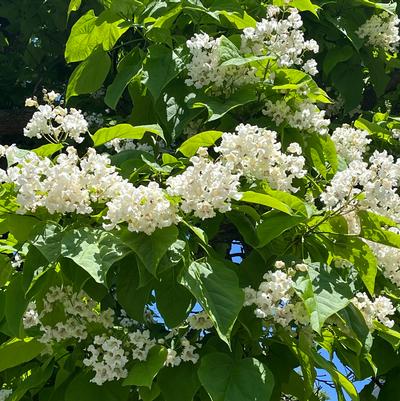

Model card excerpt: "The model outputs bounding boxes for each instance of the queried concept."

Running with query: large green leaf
[0,338,45,372]
[65,372,130,401]
[116,256,151,322]
[273,0,320,15]
[123,345,167,387]
[157,363,200,401]
[240,191,293,215]
[256,212,305,248]
[5,274,28,337]
[121,226,179,277]
[9,359,54,401]
[358,211,400,248]
[180,258,244,345]
[61,227,131,285]
[189,87,257,122]
[198,353,274,401]
[156,277,194,328]
[65,10,129,63]
[66,48,111,101]
[91,124,164,146]
[294,265,352,333]
[143,45,184,101]
[328,235,377,294]
[105,50,142,109]
[178,131,223,157]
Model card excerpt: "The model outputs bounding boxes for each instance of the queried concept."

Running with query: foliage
[1,1,400,401]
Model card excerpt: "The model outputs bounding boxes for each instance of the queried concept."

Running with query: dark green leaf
[198,352,274,401]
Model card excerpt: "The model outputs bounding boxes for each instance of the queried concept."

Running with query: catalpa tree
[1,1,400,400]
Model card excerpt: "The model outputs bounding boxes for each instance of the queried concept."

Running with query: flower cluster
[241,6,319,72]
[244,262,309,326]
[2,147,124,215]
[104,181,178,234]
[24,90,88,143]
[23,286,114,344]
[321,151,400,221]
[185,33,258,96]
[84,335,129,385]
[166,148,241,219]
[187,311,213,330]
[215,124,305,192]
[357,12,400,52]
[263,99,330,135]
[164,337,200,367]
[331,124,371,163]
[0,390,12,401]
[352,292,395,329]
[367,227,400,287]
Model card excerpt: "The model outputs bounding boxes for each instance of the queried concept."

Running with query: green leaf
[66,48,111,101]
[358,210,400,248]
[0,254,12,287]
[116,256,151,322]
[329,235,377,294]
[9,359,54,401]
[123,345,167,387]
[0,214,41,242]
[240,191,293,215]
[157,363,200,401]
[121,226,179,277]
[256,212,305,248]
[373,321,400,349]
[190,87,257,122]
[276,0,320,16]
[217,10,257,29]
[294,265,352,333]
[311,350,359,401]
[32,143,63,157]
[354,0,397,14]
[105,50,142,109]
[5,274,28,337]
[217,36,241,64]
[180,258,244,345]
[143,45,184,101]
[178,131,223,157]
[227,211,258,248]
[65,372,130,401]
[91,123,164,146]
[0,338,45,372]
[198,353,274,401]
[61,227,131,285]
[323,45,354,76]
[156,278,193,328]
[65,10,129,63]
[67,0,82,18]
[139,383,160,401]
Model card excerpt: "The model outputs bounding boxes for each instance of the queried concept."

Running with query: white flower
[245,269,309,326]
[215,124,305,192]
[185,33,258,95]
[0,390,12,401]
[241,7,318,68]
[166,148,241,219]
[353,292,395,329]
[357,12,400,52]
[104,181,178,235]
[302,59,318,76]
[263,99,330,134]
[23,91,88,143]
[331,124,371,163]
[187,311,213,330]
